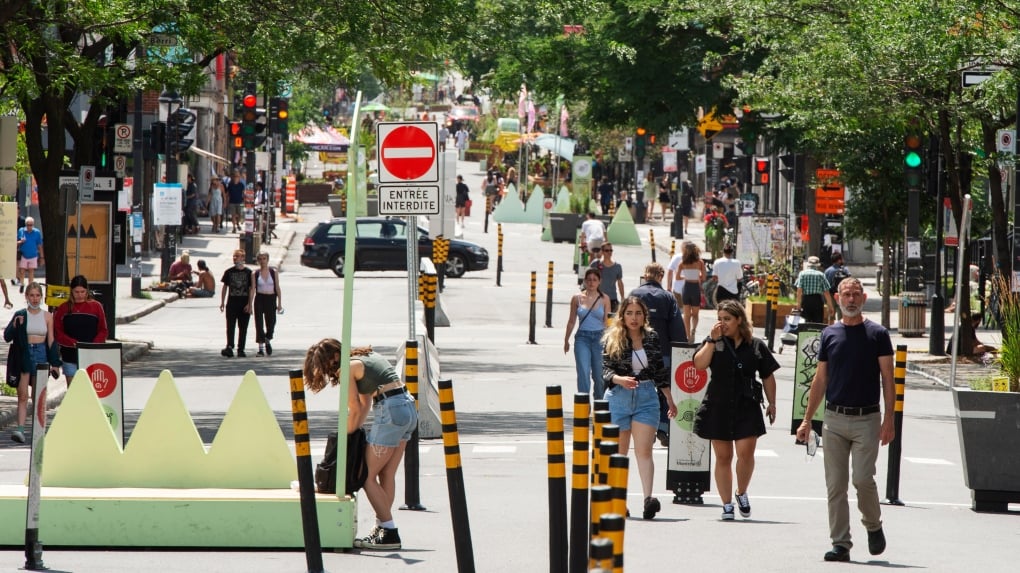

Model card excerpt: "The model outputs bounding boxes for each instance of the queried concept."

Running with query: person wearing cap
[52,275,109,384]
[795,256,835,324]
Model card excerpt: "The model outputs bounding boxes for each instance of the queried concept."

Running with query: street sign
[149,33,178,47]
[59,175,115,191]
[80,165,96,201]
[113,155,127,176]
[377,185,441,215]
[962,69,999,87]
[997,129,1015,154]
[376,122,438,184]
[113,123,133,153]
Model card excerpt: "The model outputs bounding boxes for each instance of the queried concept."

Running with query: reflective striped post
[599,424,620,486]
[545,261,555,328]
[599,513,625,573]
[589,536,614,572]
[401,340,426,511]
[670,239,676,259]
[424,273,437,343]
[288,369,325,573]
[497,224,504,286]
[591,411,611,484]
[589,485,612,540]
[439,379,476,572]
[485,194,493,233]
[528,271,538,344]
[886,344,907,506]
[765,274,779,349]
[546,386,567,573]
[569,393,590,573]
[649,229,656,263]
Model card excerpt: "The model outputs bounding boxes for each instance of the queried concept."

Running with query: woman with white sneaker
[3,282,61,444]
[692,299,779,520]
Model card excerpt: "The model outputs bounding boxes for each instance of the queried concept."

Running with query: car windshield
[357,221,407,239]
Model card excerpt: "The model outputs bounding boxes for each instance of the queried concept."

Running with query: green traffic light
[905,151,922,168]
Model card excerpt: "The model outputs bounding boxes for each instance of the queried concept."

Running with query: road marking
[905,457,953,465]
[754,449,778,458]
[957,410,995,419]
[472,445,516,454]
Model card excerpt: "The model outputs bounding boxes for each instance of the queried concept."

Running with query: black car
[300,217,489,278]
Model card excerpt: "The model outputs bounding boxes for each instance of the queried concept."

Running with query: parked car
[300,217,489,278]
[446,105,480,132]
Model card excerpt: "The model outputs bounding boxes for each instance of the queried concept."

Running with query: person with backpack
[304,338,417,551]
[825,252,851,319]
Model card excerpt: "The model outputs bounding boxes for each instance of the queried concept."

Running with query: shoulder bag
[720,336,764,405]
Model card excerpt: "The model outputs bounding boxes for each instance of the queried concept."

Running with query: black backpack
[829,266,850,294]
[315,428,369,495]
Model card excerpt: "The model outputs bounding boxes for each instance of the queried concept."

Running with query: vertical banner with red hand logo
[77,342,124,446]
[666,343,712,501]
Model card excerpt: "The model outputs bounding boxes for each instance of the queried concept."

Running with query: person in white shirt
[713,245,744,302]
[666,252,686,312]
[580,212,606,254]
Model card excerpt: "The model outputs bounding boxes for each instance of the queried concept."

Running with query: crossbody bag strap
[576,294,602,328]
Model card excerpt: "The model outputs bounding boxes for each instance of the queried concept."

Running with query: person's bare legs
[685,304,700,340]
[362,444,400,523]
[630,422,656,498]
[16,372,30,427]
[712,440,735,505]
[734,436,758,495]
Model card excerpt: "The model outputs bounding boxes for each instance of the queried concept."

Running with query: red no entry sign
[377,122,439,184]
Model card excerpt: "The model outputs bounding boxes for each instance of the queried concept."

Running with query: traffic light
[229,121,243,150]
[170,107,196,153]
[252,107,268,148]
[635,127,647,160]
[754,157,771,185]
[904,132,923,189]
[277,98,289,139]
[150,121,166,155]
[241,82,258,149]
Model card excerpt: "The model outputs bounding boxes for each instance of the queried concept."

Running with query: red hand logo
[675,361,707,394]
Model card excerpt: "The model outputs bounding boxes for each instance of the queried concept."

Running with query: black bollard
[929,293,945,355]
[401,341,426,511]
[885,345,907,505]
[287,369,325,573]
[528,271,538,344]
[438,379,476,572]
[546,386,567,573]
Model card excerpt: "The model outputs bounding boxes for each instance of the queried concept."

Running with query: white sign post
[113,123,133,153]
[997,129,1016,154]
[79,165,96,201]
[77,342,125,446]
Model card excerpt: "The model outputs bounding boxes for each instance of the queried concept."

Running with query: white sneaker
[735,491,751,518]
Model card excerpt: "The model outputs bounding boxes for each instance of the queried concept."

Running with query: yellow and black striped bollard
[765,274,780,349]
[288,369,325,572]
[484,194,493,233]
[591,410,610,485]
[670,239,676,260]
[589,536,614,572]
[401,340,426,511]
[439,379,476,571]
[545,261,555,328]
[600,512,625,573]
[886,344,907,505]
[497,224,504,286]
[424,273,438,343]
[569,393,590,573]
[528,270,538,344]
[649,229,656,263]
[546,386,568,573]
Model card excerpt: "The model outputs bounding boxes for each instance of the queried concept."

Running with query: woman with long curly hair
[692,299,779,521]
[304,338,417,551]
[601,296,677,520]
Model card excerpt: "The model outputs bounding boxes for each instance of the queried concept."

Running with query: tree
[0,0,465,287]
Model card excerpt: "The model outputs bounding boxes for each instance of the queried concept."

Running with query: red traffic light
[755,159,769,172]
[754,157,771,185]
[230,121,241,136]
[243,94,257,109]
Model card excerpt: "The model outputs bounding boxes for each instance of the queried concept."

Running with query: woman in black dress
[692,299,779,521]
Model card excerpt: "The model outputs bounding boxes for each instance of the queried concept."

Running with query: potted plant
[549,190,588,243]
[953,274,1020,512]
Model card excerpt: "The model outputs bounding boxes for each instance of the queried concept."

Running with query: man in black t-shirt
[225,170,246,233]
[796,278,895,563]
[219,249,252,357]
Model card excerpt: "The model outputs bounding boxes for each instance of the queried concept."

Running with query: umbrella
[532,134,575,162]
[360,102,390,112]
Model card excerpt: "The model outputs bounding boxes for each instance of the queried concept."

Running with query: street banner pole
[24,365,49,571]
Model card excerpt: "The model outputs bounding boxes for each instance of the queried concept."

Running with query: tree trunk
[981,122,1012,339]
[881,242,891,328]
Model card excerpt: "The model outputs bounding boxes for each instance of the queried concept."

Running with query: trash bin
[479,159,487,172]
[898,291,927,337]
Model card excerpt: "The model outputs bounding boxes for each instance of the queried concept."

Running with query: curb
[116,296,178,325]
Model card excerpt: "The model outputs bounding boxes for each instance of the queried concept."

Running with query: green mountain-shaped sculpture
[42,369,296,488]
[606,200,642,245]
[492,192,529,223]
[524,184,545,224]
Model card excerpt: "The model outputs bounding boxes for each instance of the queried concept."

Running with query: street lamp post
[159,89,182,281]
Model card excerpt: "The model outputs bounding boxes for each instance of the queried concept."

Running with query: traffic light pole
[161,98,179,282]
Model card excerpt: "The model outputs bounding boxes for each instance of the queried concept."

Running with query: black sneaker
[824,545,850,562]
[868,528,886,555]
[656,429,669,448]
[256,350,265,357]
[735,491,751,518]
[237,349,247,358]
[221,347,233,358]
[265,341,272,356]
[11,429,26,444]
[642,496,661,520]
[355,526,401,550]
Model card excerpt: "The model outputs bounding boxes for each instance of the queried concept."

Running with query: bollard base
[399,503,427,511]
[24,528,45,570]
[672,482,706,505]
[885,498,905,506]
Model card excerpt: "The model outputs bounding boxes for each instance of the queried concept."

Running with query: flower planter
[549,213,584,244]
[296,183,333,205]
[744,300,797,328]
[327,196,346,217]
[952,387,1020,512]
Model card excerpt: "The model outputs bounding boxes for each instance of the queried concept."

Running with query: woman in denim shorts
[3,282,61,444]
[304,338,417,551]
[602,296,677,520]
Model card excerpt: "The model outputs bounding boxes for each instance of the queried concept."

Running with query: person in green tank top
[305,338,418,551]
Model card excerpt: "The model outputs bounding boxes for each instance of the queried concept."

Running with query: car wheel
[330,253,346,277]
[445,254,466,278]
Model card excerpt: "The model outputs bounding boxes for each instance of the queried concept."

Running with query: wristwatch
[703,336,717,345]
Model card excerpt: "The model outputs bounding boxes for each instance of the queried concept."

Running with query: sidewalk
[0,208,300,432]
